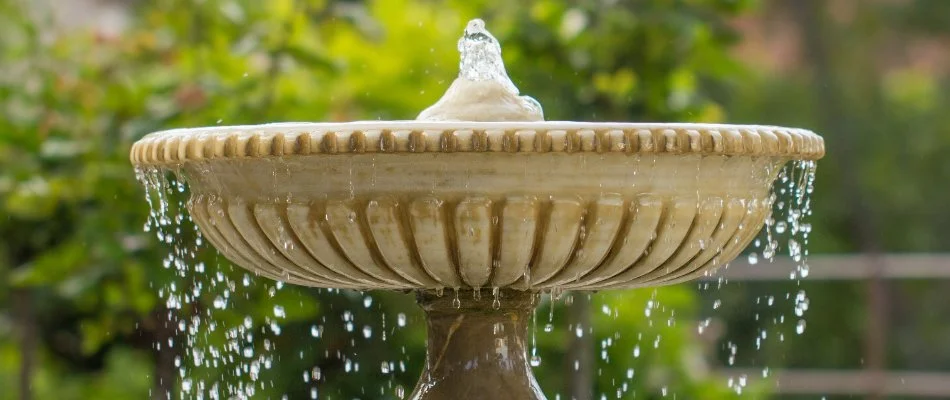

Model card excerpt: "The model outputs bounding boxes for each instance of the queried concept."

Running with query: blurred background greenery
[1,0,948,399]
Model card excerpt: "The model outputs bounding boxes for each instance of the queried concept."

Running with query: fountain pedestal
[412,290,543,400]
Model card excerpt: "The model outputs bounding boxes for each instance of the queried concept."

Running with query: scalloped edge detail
[130,121,824,165]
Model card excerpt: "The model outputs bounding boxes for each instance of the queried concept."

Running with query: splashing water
[458,19,519,95]
[135,167,420,399]
[419,18,543,121]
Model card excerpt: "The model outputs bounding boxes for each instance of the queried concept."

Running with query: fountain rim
[130,121,824,166]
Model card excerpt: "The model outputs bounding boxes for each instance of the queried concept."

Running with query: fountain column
[411,290,544,400]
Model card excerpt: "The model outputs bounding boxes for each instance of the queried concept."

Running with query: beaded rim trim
[130,121,824,166]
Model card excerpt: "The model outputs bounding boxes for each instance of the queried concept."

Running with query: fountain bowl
[131,120,822,292]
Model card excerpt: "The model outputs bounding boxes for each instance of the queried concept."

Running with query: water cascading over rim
[130,18,824,399]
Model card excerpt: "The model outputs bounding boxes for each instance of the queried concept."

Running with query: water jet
[131,19,823,399]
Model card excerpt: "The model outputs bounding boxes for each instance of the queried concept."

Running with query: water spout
[418,19,543,122]
[458,19,518,95]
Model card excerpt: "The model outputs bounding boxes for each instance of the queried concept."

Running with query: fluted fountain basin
[131,121,823,292]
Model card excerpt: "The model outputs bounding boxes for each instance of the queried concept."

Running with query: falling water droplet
[530,355,542,367]
[396,313,407,327]
[775,221,787,233]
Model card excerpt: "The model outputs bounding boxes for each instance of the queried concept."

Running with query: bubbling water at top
[458,19,519,95]
[417,18,543,121]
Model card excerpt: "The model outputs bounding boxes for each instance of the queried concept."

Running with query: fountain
[130,19,823,399]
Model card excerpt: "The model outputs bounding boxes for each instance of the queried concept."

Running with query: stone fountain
[131,19,823,399]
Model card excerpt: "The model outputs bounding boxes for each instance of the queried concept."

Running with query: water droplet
[396,313,407,327]
[529,355,542,367]
[311,366,322,380]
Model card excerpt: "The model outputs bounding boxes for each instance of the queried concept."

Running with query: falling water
[135,167,421,399]
[701,159,818,396]
[137,167,286,399]
[524,160,818,399]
